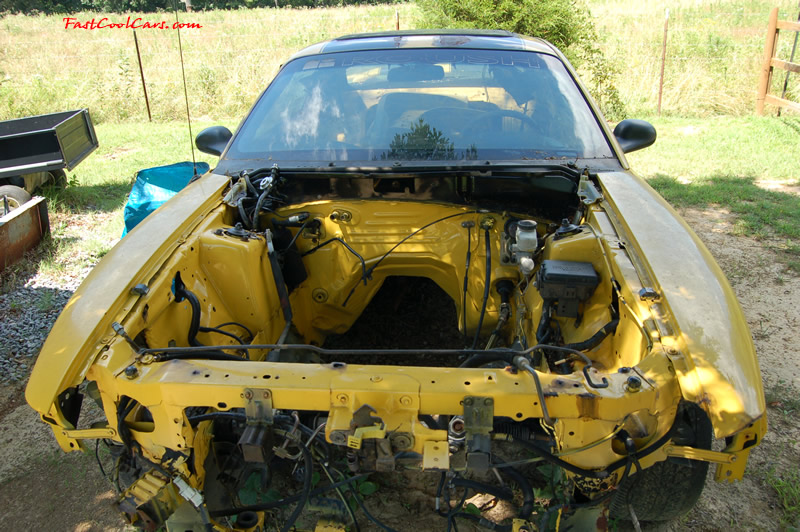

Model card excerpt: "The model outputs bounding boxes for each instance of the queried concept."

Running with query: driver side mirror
[613,119,657,153]
[195,126,233,156]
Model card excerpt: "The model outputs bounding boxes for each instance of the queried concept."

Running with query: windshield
[225,49,614,163]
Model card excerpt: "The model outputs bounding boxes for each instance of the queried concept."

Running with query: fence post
[757,7,780,115]
[133,30,152,122]
[658,8,669,116]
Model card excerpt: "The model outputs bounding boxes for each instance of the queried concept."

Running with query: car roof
[286,30,559,62]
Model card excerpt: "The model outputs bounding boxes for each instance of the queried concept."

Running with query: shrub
[417,0,625,120]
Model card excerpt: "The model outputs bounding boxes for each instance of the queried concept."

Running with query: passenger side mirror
[195,126,233,157]
[613,119,657,153]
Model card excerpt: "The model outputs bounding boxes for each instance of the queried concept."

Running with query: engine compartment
[61,169,690,531]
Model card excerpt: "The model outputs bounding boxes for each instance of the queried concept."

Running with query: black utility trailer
[0,109,98,210]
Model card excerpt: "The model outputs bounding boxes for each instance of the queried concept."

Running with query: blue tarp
[121,161,210,237]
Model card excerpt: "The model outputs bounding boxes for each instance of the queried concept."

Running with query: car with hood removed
[26,30,766,531]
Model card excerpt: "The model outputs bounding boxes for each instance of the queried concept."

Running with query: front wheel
[0,185,33,213]
[610,403,713,522]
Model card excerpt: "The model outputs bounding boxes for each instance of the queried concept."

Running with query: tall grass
[0,4,422,123]
[590,0,800,117]
[1,1,798,123]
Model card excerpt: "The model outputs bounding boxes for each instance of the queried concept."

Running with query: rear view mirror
[195,126,233,156]
[613,119,657,153]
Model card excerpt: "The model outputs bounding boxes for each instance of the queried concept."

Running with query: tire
[50,169,67,188]
[0,185,32,212]
[610,402,713,522]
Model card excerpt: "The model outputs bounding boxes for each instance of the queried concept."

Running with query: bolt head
[124,365,138,379]
[626,375,642,391]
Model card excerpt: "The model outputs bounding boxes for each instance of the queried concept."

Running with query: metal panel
[0,196,49,271]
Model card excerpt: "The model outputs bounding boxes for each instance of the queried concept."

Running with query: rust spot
[578,393,599,419]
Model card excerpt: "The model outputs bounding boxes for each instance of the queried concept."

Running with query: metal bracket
[577,170,603,205]
[244,388,273,425]
[422,441,450,470]
[663,445,736,464]
[463,396,493,473]
[714,416,766,482]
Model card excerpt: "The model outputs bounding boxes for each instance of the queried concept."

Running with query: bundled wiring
[471,228,492,350]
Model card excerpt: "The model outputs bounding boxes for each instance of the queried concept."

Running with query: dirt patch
[0,207,797,531]
[658,208,800,532]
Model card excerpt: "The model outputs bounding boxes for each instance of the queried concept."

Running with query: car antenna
[173,0,197,176]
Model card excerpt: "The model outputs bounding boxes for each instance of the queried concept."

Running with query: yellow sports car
[26,30,766,531]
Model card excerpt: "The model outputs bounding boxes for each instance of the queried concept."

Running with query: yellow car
[26,30,766,531]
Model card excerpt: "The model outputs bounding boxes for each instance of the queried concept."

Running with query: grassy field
[1,0,798,124]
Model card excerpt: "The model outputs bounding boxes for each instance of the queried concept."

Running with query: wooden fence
[756,7,800,115]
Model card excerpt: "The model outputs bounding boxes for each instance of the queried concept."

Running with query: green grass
[590,0,800,117]
[1,1,798,123]
[765,380,800,419]
[0,4,422,124]
[624,115,800,270]
[765,467,800,528]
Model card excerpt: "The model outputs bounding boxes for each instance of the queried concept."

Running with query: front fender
[597,171,766,439]
[25,172,229,422]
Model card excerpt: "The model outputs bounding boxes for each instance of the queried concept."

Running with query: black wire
[284,219,311,251]
[209,456,366,518]
[316,459,361,532]
[367,210,478,276]
[302,237,368,287]
[493,458,534,520]
[95,439,107,480]
[446,486,469,532]
[471,228,491,349]
[214,321,255,339]
[198,326,245,345]
[237,199,251,229]
[462,224,472,343]
[348,483,399,532]
[341,210,479,306]
[279,439,313,532]
[154,351,246,362]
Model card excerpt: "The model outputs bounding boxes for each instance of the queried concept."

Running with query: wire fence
[0,4,798,121]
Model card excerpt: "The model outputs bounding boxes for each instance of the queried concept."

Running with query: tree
[417,0,625,120]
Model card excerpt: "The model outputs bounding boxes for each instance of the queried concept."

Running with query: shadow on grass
[41,181,131,213]
[647,174,800,241]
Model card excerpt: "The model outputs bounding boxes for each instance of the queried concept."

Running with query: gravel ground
[0,283,79,384]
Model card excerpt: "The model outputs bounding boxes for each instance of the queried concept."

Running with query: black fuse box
[536,260,599,317]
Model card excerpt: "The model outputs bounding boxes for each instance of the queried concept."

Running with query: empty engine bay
[70,167,685,531]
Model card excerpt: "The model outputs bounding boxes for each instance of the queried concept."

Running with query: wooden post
[133,30,152,122]
[757,7,780,115]
[658,8,669,116]
[778,3,800,116]
[396,10,400,31]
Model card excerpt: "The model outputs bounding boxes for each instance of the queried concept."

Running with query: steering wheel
[467,109,539,132]
[465,110,560,149]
